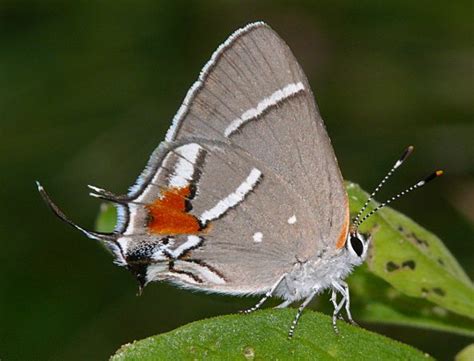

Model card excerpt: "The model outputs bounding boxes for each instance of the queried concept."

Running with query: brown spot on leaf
[402,260,416,270]
[411,232,429,248]
[432,287,446,296]
[386,261,400,272]
[243,346,255,360]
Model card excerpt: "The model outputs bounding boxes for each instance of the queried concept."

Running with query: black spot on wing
[125,237,171,288]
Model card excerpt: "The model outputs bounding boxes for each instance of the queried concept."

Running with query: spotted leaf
[347,182,474,320]
[110,309,432,361]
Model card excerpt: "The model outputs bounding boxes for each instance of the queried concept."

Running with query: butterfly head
[345,231,370,266]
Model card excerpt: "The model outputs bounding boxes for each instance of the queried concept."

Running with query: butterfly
[38,21,442,338]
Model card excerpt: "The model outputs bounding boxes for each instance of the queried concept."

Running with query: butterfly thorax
[274,247,363,302]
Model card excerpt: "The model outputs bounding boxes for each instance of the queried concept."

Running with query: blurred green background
[1,1,472,360]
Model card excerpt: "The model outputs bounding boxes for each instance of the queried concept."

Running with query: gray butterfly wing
[110,140,316,293]
[111,22,349,294]
[166,22,349,255]
[181,141,323,294]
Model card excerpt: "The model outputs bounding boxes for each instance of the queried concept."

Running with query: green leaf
[110,309,433,361]
[455,344,474,361]
[346,182,474,320]
[347,266,474,337]
[95,203,117,233]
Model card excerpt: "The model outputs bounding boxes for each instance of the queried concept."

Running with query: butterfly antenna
[355,170,444,228]
[36,181,116,241]
[352,145,414,227]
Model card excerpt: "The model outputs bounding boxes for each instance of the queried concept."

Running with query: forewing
[166,22,349,254]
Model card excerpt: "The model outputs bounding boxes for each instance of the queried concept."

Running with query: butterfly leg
[340,281,358,326]
[288,289,317,339]
[241,274,287,314]
[330,288,345,334]
[332,281,358,330]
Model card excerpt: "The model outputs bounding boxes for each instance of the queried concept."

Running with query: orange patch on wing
[146,186,202,235]
[335,199,350,249]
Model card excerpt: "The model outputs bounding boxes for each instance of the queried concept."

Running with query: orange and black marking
[146,185,205,235]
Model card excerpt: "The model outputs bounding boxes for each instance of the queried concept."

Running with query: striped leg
[241,274,287,314]
[330,288,345,334]
[331,281,358,332]
[287,290,317,339]
[340,281,358,326]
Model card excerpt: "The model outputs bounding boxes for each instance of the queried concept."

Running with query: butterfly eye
[349,235,364,257]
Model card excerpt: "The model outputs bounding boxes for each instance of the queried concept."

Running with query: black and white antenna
[355,170,443,228]
[352,146,443,230]
[352,145,414,227]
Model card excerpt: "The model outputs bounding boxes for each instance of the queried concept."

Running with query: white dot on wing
[287,215,297,224]
[253,232,263,243]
